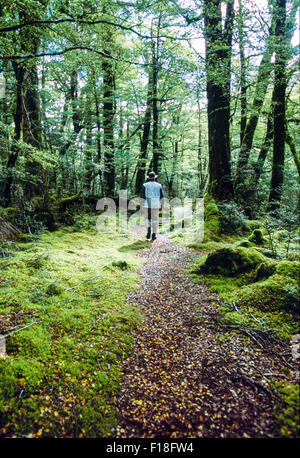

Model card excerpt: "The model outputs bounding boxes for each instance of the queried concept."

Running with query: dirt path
[112,236,287,438]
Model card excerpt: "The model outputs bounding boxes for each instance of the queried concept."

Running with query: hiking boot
[146,229,151,240]
[152,233,157,241]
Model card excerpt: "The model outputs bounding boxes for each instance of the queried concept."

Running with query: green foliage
[218,201,250,235]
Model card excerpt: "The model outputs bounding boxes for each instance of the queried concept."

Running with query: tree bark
[268,0,287,212]
[204,0,234,201]
[135,71,153,194]
[152,37,160,175]
[102,53,115,196]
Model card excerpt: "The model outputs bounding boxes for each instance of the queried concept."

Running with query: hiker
[142,171,164,241]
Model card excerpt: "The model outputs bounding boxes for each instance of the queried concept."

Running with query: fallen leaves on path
[111,236,293,438]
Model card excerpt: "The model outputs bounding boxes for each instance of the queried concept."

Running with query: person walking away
[142,171,164,241]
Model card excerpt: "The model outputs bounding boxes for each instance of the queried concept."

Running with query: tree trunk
[254,109,274,185]
[235,11,276,191]
[135,71,153,194]
[285,126,300,178]
[268,0,287,212]
[152,38,160,175]
[3,62,25,205]
[237,0,247,145]
[204,0,234,201]
[102,58,115,196]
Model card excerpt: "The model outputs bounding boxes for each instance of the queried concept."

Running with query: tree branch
[1,46,149,67]
[0,16,192,41]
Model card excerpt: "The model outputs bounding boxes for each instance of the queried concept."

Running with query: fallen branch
[224,323,295,370]
[66,275,102,291]
[3,321,43,337]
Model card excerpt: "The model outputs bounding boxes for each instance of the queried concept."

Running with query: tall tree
[203,0,234,200]
[101,24,116,196]
[268,0,288,211]
[235,7,276,194]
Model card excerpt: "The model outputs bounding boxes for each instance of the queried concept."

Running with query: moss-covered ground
[0,215,150,438]
[183,198,299,437]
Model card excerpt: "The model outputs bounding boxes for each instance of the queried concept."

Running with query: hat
[147,171,157,180]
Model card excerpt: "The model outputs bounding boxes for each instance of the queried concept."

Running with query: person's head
[147,171,157,181]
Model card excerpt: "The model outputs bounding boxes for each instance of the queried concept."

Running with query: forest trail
[113,235,284,438]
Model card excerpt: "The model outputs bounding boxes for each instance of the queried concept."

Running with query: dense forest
[0,0,298,219]
[0,0,299,441]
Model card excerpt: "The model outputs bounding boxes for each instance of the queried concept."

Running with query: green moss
[8,325,52,359]
[203,195,221,241]
[0,218,147,438]
[196,246,265,276]
[46,283,63,296]
[118,240,151,252]
[254,260,277,281]
[111,260,133,270]
[245,219,265,231]
[231,273,299,314]
[17,234,40,243]
[248,229,268,245]
[273,381,300,437]
[0,357,44,397]
[236,239,253,248]
[25,254,49,269]
[275,261,300,280]
[273,230,289,241]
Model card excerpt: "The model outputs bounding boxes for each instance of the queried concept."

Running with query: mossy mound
[254,260,277,281]
[248,229,268,245]
[111,260,132,270]
[197,246,265,276]
[232,273,299,314]
[275,261,300,280]
[236,239,253,248]
[254,260,299,282]
[245,219,265,231]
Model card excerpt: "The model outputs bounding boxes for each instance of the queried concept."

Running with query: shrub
[218,201,250,235]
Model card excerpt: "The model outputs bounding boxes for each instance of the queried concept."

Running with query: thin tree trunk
[152,38,160,174]
[235,11,276,189]
[285,127,300,178]
[135,71,153,194]
[254,109,274,185]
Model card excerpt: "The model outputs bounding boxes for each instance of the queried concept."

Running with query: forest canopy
[0,0,299,231]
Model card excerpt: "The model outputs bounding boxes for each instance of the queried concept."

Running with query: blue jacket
[142,180,164,208]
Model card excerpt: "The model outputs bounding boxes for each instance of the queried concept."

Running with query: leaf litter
[111,235,297,438]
